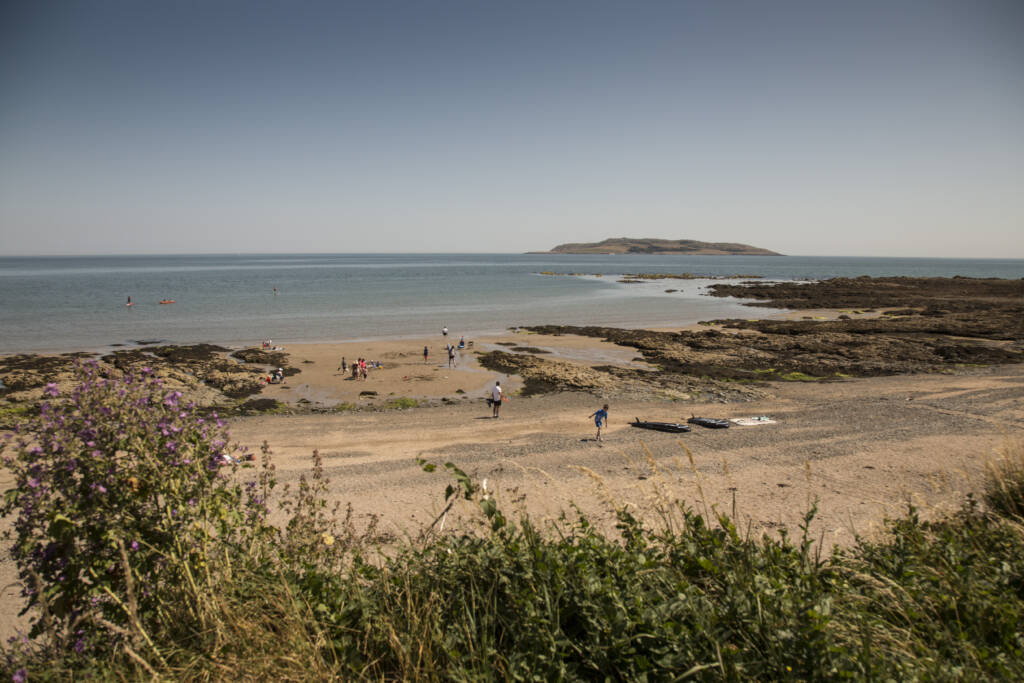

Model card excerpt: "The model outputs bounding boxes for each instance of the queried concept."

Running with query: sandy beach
[2,280,1022,641]
[230,331,1023,547]
[252,330,647,410]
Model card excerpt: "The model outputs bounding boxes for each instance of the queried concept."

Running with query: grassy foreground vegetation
[2,365,1023,680]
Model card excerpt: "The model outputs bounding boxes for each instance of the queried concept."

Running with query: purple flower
[74,637,85,653]
[44,382,60,397]
[12,668,27,683]
[27,478,40,489]
[164,391,182,407]
[130,541,139,551]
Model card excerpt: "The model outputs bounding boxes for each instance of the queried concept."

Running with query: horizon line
[2,251,1024,261]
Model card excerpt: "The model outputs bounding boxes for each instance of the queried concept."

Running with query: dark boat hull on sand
[631,418,691,433]
[687,417,730,429]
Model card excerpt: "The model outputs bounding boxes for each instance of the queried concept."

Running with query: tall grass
[3,368,1023,680]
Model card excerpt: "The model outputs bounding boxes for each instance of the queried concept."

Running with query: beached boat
[687,416,730,429]
[631,418,691,433]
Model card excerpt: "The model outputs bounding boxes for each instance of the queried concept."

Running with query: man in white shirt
[491,381,502,418]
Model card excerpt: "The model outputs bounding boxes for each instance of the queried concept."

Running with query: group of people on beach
[339,357,381,380]
[428,326,470,367]
[259,329,610,440]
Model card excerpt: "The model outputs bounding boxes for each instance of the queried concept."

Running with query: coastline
[5,252,1021,356]
[3,276,1023,642]
[0,304,857,414]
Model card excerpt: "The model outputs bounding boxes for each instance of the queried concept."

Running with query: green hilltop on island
[531,237,781,255]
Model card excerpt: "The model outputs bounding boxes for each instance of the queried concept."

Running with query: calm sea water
[1,254,1021,353]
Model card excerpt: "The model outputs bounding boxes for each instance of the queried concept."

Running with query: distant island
[531,238,781,256]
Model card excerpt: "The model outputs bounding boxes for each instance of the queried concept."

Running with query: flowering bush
[1,363,269,655]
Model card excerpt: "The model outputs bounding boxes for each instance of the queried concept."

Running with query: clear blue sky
[1,1,1021,257]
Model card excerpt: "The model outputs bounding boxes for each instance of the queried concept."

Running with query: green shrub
[984,439,1024,518]
[385,397,418,410]
[1,363,274,659]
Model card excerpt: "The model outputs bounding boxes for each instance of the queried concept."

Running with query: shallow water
[1,253,1021,353]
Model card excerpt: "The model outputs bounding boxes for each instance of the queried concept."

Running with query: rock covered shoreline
[2,276,1021,423]
[478,276,1023,395]
[0,344,298,424]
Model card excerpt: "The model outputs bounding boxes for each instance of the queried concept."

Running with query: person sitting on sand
[589,404,609,442]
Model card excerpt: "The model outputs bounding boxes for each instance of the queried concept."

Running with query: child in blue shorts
[589,404,609,442]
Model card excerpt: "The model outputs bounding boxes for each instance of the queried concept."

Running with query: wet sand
[255,331,646,409]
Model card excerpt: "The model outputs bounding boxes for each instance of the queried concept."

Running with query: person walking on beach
[491,380,503,418]
[423,346,429,363]
[589,404,609,442]
[339,357,346,372]
[447,344,456,368]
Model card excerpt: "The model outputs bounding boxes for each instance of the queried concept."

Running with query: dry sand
[232,358,1023,545]
[2,328,1022,640]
